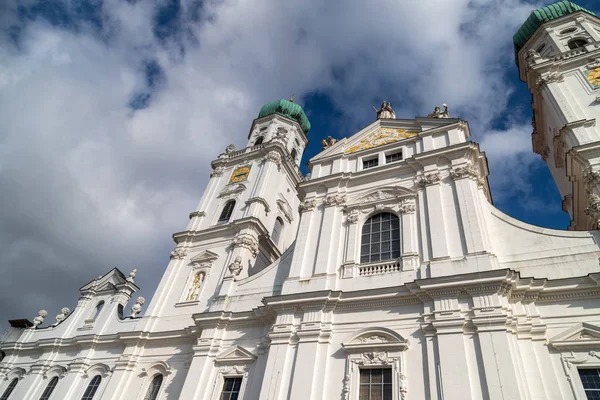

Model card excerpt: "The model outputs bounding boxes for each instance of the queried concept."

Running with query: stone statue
[225,144,236,154]
[427,104,449,118]
[126,269,136,283]
[228,256,243,277]
[321,136,338,150]
[373,101,396,120]
[54,307,71,326]
[130,297,145,318]
[33,310,47,327]
[186,272,205,301]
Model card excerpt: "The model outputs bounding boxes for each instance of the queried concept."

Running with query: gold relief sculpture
[587,68,600,87]
[229,166,251,183]
[345,128,418,154]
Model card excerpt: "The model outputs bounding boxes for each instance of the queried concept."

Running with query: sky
[0,0,597,332]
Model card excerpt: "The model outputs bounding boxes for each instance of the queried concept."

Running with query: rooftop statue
[427,104,449,118]
[321,136,338,150]
[373,100,396,120]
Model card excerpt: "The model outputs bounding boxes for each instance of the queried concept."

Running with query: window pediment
[346,188,415,212]
[550,322,600,349]
[215,346,257,365]
[218,183,246,199]
[189,250,219,268]
[342,328,409,353]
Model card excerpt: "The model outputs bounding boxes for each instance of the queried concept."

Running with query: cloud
[0,0,552,331]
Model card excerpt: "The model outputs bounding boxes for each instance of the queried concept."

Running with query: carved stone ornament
[276,127,288,140]
[277,197,294,222]
[33,310,47,327]
[228,256,243,277]
[585,193,600,225]
[324,194,346,207]
[211,166,225,178]
[262,151,282,168]
[130,297,145,318]
[126,269,136,283]
[450,165,479,181]
[245,197,271,213]
[398,199,416,214]
[299,199,317,213]
[170,248,187,260]
[526,49,543,68]
[321,136,338,151]
[54,307,71,326]
[232,235,259,258]
[356,352,390,365]
[361,190,395,204]
[346,209,360,224]
[359,335,388,343]
[584,169,600,191]
[225,144,235,154]
[536,72,564,87]
[373,100,396,120]
[415,172,441,188]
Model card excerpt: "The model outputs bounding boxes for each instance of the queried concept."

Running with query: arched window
[39,376,59,400]
[568,38,587,49]
[272,217,284,246]
[290,149,298,161]
[254,136,264,145]
[360,212,400,263]
[0,379,18,400]
[81,375,101,400]
[92,301,104,321]
[218,200,235,222]
[143,374,163,400]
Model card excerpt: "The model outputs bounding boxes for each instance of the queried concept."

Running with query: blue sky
[0,0,598,331]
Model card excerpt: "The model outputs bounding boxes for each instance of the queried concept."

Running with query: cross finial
[289,93,295,102]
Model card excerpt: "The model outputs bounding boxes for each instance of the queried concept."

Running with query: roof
[513,1,595,63]
[257,99,311,134]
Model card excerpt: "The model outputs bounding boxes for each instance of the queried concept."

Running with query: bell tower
[143,99,309,321]
[515,1,600,230]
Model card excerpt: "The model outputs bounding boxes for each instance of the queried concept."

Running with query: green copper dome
[258,99,311,134]
[514,1,595,63]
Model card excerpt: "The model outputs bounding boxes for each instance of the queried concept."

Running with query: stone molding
[170,247,187,260]
[188,211,206,220]
[324,194,346,207]
[210,166,224,178]
[536,71,564,88]
[262,150,282,169]
[218,183,246,199]
[276,197,294,222]
[231,234,259,258]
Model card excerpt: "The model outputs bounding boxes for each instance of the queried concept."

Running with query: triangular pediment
[348,187,414,207]
[189,250,219,264]
[79,268,138,294]
[215,345,256,365]
[549,323,600,349]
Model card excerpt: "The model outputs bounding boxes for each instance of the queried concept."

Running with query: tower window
[143,374,163,400]
[360,212,400,263]
[218,200,236,222]
[579,369,600,399]
[272,217,284,247]
[385,152,402,163]
[220,377,243,400]
[39,376,59,400]
[363,158,379,169]
[568,38,587,49]
[0,378,18,400]
[254,136,264,145]
[92,301,104,321]
[535,43,546,53]
[359,368,392,400]
[81,375,101,400]
[291,149,298,161]
[559,27,577,35]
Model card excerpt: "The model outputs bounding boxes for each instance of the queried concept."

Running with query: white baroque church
[3,2,600,399]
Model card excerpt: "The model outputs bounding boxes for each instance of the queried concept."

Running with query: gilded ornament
[587,67,600,87]
[345,128,417,154]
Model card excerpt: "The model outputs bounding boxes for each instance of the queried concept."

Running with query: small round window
[559,27,577,35]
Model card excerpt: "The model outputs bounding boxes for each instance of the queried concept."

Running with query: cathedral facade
[2,2,600,399]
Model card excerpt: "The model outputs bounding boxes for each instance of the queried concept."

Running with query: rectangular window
[363,158,379,169]
[385,152,402,163]
[579,369,600,399]
[221,377,243,400]
[359,368,392,400]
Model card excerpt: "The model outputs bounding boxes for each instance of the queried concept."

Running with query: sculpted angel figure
[321,136,338,150]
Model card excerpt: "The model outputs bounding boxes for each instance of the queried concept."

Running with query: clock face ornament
[229,166,251,183]
[587,67,600,87]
